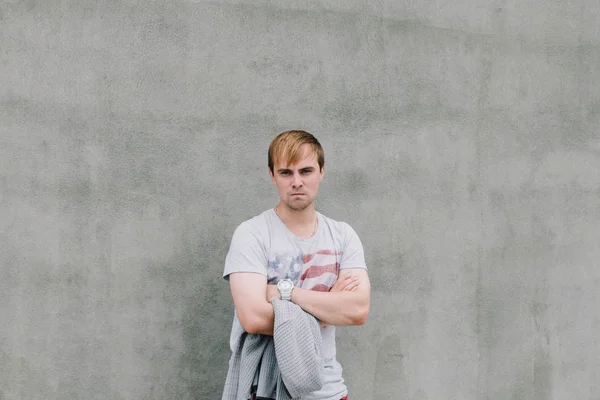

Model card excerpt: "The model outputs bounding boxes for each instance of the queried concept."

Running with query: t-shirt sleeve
[339,223,367,270]
[222,221,268,280]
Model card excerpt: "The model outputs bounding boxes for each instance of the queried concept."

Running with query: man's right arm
[225,221,275,335]
[229,272,275,335]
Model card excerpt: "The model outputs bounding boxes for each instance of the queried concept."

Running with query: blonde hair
[268,130,324,173]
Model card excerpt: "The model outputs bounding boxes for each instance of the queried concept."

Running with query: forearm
[291,287,369,326]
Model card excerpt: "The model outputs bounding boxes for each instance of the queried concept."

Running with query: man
[223,130,370,400]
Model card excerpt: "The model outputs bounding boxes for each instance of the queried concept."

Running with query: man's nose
[292,173,302,188]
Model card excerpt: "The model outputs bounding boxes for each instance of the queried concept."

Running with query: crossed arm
[229,268,370,335]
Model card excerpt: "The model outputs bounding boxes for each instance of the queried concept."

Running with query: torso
[225,208,365,400]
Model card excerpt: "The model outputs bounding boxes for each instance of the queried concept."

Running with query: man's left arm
[266,267,370,326]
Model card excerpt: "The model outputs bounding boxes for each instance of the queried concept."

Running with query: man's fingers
[339,278,356,290]
[331,275,359,292]
[342,277,358,290]
[334,276,352,287]
[343,281,360,292]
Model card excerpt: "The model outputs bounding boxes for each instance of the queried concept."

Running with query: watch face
[278,280,293,291]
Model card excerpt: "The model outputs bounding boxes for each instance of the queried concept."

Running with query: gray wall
[1,1,599,399]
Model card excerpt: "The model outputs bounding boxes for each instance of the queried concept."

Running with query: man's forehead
[276,151,318,170]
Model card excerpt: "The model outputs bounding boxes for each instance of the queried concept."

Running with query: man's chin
[285,200,313,212]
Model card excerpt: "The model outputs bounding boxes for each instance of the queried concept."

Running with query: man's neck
[275,203,318,238]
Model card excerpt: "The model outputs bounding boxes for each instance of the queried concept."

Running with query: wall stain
[530,301,552,400]
[373,334,409,399]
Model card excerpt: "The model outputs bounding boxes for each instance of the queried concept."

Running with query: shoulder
[231,209,274,238]
[318,212,360,238]
[319,213,366,269]
[224,210,275,276]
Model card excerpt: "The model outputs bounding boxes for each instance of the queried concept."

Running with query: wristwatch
[277,279,294,301]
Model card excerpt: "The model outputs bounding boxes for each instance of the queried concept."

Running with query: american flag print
[267,249,343,291]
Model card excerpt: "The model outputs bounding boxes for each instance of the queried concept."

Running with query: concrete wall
[1,1,599,399]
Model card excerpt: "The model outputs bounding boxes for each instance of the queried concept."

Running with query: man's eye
[280,171,290,175]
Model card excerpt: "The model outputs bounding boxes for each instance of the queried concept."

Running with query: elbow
[239,315,265,334]
[350,304,370,326]
[237,307,272,334]
[239,317,256,334]
[244,323,262,335]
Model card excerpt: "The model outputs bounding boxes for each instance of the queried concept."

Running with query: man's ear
[269,168,276,184]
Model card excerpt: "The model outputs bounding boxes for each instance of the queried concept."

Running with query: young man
[223,130,370,400]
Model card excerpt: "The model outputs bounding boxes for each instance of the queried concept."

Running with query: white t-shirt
[223,208,367,400]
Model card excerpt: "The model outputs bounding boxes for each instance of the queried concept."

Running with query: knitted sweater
[222,299,325,400]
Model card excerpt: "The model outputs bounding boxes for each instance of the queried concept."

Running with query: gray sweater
[222,299,325,400]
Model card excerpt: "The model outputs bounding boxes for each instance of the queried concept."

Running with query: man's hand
[266,284,280,302]
[318,274,360,328]
[330,275,360,292]
[265,271,369,328]
[267,275,358,304]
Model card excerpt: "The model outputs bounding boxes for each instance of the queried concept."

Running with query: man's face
[270,144,324,212]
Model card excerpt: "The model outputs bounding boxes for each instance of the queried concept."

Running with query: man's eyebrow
[277,166,315,173]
